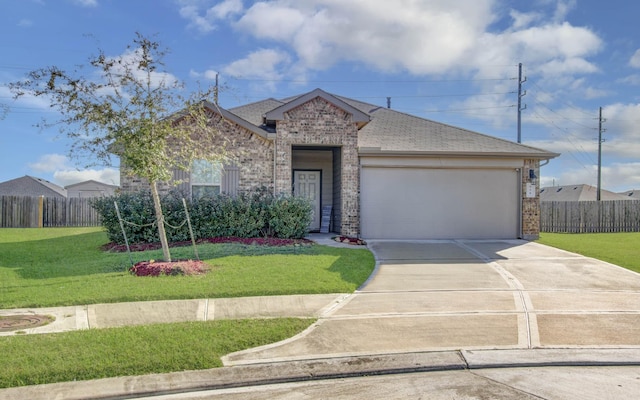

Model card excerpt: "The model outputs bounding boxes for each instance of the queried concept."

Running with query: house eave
[358,148,560,160]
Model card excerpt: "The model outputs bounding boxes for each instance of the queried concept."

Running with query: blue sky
[1,0,639,192]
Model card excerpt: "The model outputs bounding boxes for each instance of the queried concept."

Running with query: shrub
[92,189,313,244]
[268,195,313,239]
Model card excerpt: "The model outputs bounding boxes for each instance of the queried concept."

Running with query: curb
[2,349,640,400]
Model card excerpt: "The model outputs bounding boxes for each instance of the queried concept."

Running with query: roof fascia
[202,101,271,141]
[265,88,370,123]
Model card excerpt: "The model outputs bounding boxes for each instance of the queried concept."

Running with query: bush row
[91,189,313,244]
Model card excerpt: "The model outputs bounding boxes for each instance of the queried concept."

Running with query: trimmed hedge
[91,189,313,244]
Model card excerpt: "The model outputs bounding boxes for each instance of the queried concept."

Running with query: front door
[293,170,321,231]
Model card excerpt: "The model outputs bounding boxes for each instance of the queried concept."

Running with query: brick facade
[274,97,360,237]
[120,91,550,240]
[521,158,541,240]
[120,114,273,196]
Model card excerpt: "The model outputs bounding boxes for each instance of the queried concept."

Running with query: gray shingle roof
[541,184,631,201]
[0,176,67,198]
[223,89,558,159]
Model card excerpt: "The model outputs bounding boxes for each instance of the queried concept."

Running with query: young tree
[10,33,228,262]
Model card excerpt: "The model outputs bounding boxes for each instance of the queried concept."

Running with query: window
[191,159,221,198]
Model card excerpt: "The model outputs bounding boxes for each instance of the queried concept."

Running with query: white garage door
[360,167,520,239]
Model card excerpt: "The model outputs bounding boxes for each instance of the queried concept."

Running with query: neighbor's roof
[541,184,631,201]
[227,89,559,159]
[620,189,640,199]
[64,180,119,190]
[0,175,67,198]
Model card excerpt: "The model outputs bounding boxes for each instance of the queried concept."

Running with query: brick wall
[120,113,274,195]
[274,97,360,237]
[521,158,541,240]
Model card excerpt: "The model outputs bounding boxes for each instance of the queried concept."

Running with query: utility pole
[597,106,606,201]
[214,73,219,105]
[517,63,527,143]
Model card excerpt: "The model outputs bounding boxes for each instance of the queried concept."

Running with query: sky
[1,0,639,192]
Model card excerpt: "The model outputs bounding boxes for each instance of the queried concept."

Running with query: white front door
[294,170,321,231]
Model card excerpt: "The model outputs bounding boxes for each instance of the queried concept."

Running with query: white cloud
[54,168,120,187]
[71,0,98,7]
[29,154,69,172]
[177,0,243,33]
[546,162,640,192]
[629,49,640,68]
[27,154,119,186]
[619,74,640,85]
[190,69,219,81]
[18,19,33,27]
[103,47,179,89]
[223,49,292,90]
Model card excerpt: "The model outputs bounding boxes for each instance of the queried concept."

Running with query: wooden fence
[541,200,640,233]
[0,196,102,228]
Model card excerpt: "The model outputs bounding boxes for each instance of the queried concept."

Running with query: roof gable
[65,180,119,190]
[202,101,271,140]
[265,88,370,126]
[0,175,67,197]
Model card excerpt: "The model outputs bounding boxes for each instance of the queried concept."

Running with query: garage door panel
[361,168,519,239]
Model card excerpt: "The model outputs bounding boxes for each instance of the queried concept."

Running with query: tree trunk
[150,180,172,262]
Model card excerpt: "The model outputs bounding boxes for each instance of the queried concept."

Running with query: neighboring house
[0,175,67,199]
[620,189,640,199]
[541,184,631,202]
[121,88,558,240]
[65,180,119,198]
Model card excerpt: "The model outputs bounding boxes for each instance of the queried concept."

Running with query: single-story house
[0,175,67,199]
[65,180,119,198]
[620,189,640,199]
[541,184,631,202]
[121,88,558,240]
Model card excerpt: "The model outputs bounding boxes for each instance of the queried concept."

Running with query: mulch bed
[129,259,208,277]
[103,236,314,253]
[333,235,367,245]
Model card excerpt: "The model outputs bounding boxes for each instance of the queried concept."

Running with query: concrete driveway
[224,240,640,365]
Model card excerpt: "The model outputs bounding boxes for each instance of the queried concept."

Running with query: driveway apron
[223,240,640,366]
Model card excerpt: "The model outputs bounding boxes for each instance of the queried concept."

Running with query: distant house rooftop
[0,175,67,198]
[541,184,631,201]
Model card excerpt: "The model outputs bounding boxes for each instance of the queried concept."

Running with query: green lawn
[0,227,373,389]
[0,318,314,389]
[0,227,375,309]
[537,232,640,273]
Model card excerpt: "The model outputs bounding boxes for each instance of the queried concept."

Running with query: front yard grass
[0,227,375,309]
[0,318,314,389]
[0,227,373,389]
[537,232,640,274]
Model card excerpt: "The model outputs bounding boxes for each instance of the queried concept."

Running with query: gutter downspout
[273,135,277,195]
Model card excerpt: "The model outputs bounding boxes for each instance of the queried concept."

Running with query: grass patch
[0,318,314,389]
[0,228,375,308]
[537,232,640,273]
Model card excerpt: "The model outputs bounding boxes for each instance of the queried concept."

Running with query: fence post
[38,195,44,228]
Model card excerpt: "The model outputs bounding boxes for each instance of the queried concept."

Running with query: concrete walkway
[2,238,640,399]
[222,239,640,365]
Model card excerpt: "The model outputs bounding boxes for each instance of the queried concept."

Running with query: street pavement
[2,237,640,399]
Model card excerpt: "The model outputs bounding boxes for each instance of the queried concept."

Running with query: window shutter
[221,165,239,197]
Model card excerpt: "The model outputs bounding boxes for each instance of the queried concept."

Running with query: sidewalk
[0,294,349,336]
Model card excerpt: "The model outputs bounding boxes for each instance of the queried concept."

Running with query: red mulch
[103,236,314,253]
[333,235,367,245]
[129,259,208,277]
